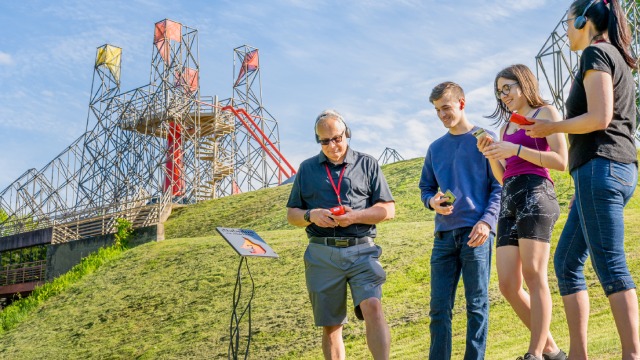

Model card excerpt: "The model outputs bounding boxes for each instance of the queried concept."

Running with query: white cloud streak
[0,52,13,65]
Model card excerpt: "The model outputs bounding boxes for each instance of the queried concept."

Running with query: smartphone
[472,128,488,140]
[441,189,456,207]
[510,112,534,126]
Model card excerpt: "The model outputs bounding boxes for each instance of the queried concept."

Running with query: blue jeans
[429,227,493,360]
[554,157,638,296]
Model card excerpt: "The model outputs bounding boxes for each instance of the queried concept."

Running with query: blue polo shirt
[287,147,394,238]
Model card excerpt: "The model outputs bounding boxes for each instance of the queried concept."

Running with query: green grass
[0,157,639,359]
[0,245,127,334]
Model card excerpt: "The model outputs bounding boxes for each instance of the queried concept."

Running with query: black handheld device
[441,189,456,206]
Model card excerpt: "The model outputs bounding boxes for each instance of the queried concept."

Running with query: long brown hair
[571,0,637,68]
[486,64,548,126]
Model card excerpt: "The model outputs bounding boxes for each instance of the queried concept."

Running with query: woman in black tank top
[523,1,640,358]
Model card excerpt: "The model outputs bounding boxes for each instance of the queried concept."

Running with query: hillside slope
[1,157,638,359]
[163,158,437,238]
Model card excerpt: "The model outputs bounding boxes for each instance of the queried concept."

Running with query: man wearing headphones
[419,82,501,359]
[287,109,395,360]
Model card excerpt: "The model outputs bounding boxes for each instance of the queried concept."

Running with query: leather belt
[309,236,374,247]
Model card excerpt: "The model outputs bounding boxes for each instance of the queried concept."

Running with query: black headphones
[574,0,598,30]
[314,110,351,143]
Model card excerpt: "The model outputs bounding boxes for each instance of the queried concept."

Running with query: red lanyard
[325,163,347,205]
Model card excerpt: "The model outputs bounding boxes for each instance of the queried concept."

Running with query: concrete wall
[0,228,53,252]
[45,225,159,281]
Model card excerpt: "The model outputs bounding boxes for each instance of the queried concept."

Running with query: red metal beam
[220,106,292,179]
[234,107,296,175]
[195,99,297,182]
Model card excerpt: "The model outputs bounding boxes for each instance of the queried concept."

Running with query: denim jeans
[554,157,638,296]
[429,227,493,360]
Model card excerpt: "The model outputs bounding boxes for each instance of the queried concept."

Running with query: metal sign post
[216,227,278,360]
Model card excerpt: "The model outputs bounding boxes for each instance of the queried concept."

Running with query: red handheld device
[510,112,534,126]
[329,205,345,216]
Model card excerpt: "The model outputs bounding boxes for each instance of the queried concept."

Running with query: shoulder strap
[504,121,511,135]
[531,108,542,118]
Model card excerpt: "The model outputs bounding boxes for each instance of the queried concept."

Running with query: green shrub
[114,218,133,249]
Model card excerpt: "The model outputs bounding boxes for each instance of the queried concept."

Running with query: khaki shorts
[303,242,386,326]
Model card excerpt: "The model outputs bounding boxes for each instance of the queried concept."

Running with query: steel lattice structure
[536,0,640,141]
[378,147,405,165]
[212,45,288,198]
[0,19,294,243]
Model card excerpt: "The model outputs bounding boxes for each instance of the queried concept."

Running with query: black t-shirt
[286,147,394,238]
[566,42,638,171]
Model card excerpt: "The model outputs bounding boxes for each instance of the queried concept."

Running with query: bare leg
[322,325,345,360]
[609,289,640,359]
[359,297,390,360]
[519,239,552,357]
[561,291,589,360]
[497,245,560,355]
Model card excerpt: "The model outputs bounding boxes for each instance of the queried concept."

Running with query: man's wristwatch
[304,209,312,223]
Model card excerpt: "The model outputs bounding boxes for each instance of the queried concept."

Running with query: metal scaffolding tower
[378,148,405,165]
[535,0,640,141]
[214,45,287,197]
[0,19,295,244]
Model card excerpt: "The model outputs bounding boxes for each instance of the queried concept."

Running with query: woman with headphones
[523,0,639,358]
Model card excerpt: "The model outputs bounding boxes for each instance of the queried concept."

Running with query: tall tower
[145,19,201,202]
[75,44,126,212]
[222,45,284,195]
[72,19,205,218]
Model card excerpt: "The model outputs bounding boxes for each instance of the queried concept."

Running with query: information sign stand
[216,227,278,360]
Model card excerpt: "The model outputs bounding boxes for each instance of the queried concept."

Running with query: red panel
[154,19,182,43]
[154,20,182,64]
[175,68,198,93]
[156,40,170,64]
[164,122,185,196]
[235,50,259,86]
[232,180,241,194]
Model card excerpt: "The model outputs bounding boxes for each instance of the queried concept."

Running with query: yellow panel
[95,45,122,83]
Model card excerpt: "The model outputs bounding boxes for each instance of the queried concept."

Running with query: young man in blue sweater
[419,81,501,359]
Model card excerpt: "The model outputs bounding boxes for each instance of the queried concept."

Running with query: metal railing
[50,196,168,244]
[0,260,46,286]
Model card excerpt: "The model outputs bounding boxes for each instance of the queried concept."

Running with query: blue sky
[0,0,567,190]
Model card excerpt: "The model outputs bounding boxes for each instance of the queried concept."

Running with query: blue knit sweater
[419,127,502,234]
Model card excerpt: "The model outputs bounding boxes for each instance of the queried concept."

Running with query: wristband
[516,144,522,157]
[304,209,312,223]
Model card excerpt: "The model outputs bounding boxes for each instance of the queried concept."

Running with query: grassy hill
[0,157,639,359]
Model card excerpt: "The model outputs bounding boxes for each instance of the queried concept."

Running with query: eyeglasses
[318,131,345,145]
[495,82,519,98]
[561,17,575,31]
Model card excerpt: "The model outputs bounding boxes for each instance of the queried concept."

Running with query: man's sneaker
[517,353,542,360]
[543,349,568,360]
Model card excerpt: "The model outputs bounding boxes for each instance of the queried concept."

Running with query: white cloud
[280,0,328,11]
[466,0,550,22]
[504,0,548,10]
[0,52,13,66]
